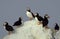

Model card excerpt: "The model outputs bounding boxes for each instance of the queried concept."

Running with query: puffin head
[3,22,8,26]
[44,14,50,18]
[26,7,31,12]
[19,17,22,21]
[35,12,39,17]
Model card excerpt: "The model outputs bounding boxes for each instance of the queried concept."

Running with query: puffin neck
[19,20,21,22]
[5,24,9,27]
[27,10,31,12]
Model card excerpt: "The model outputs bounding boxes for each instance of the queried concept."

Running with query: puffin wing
[7,25,14,31]
[13,21,18,26]
[31,12,35,18]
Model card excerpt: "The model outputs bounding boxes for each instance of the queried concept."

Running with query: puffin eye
[35,14,37,16]
[46,16,48,17]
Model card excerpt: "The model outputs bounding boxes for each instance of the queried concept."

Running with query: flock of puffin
[3,8,60,39]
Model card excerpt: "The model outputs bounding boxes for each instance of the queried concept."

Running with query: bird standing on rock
[52,23,60,39]
[26,8,35,20]
[13,17,22,27]
[42,14,50,27]
[3,22,14,35]
[54,23,59,32]
[35,13,43,25]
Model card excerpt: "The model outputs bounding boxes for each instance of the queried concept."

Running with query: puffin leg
[37,21,42,25]
[8,31,12,35]
[44,25,49,29]
[29,18,32,20]
[29,17,33,20]
[17,26,20,28]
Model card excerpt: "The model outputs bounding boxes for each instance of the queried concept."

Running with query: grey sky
[0,0,60,39]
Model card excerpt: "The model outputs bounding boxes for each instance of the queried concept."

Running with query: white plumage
[26,11,33,18]
[35,17,39,22]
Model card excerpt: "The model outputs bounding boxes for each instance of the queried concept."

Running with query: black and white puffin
[35,13,43,25]
[26,8,35,20]
[54,23,59,31]
[13,17,22,27]
[42,14,50,27]
[3,22,14,35]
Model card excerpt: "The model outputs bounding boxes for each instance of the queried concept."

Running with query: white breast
[26,11,33,18]
[4,26,6,29]
[35,17,39,22]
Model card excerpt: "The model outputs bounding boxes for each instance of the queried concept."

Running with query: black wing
[31,12,35,18]
[6,25,14,31]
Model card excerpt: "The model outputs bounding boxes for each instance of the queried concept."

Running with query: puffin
[53,23,60,39]
[13,17,22,27]
[35,13,43,25]
[42,14,50,27]
[26,8,35,20]
[3,22,14,35]
[54,23,59,31]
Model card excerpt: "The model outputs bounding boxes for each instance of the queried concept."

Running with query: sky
[0,0,60,39]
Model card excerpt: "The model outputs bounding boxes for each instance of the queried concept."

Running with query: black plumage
[27,9,31,12]
[42,14,49,27]
[31,12,35,18]
[54,23,59,30]
[3,22,14,31]
[35,13,43,21]
[13,17,22,26]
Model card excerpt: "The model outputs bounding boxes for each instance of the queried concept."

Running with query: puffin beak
[45,14,50,18]
[46,15,50,18]
[48,15,50,18]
